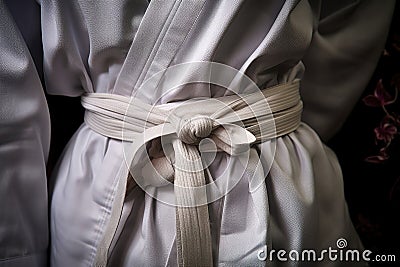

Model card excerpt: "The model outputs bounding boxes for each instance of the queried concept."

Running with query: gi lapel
[113,0,208,97]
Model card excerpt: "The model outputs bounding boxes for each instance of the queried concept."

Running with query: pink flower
[365,148,389,163]
[363,79,397,107]
[374,120,397,143]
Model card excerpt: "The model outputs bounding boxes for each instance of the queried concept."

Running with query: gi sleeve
[0,0,50,266]
[300,0,395,141]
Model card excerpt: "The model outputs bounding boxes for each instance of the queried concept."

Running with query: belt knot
[176,115,215,145]
[81,79,302,267]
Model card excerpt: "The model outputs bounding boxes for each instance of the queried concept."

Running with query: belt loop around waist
[81,79,303,267]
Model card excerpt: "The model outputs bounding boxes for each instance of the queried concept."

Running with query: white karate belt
[81,80,302,267]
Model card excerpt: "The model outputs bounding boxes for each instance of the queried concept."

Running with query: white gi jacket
[0,0,395,266]
[0,0,49,266]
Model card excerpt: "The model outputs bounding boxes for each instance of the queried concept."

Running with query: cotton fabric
[0,0,395,266]
[0,1,50,266]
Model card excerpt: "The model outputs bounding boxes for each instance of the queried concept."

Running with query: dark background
[327,3,400,264]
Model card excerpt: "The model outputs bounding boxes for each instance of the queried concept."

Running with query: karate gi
[0,1,49,266]
[0,0,395,266]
